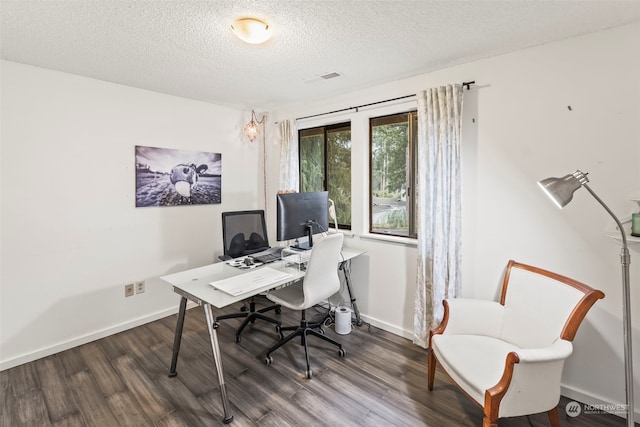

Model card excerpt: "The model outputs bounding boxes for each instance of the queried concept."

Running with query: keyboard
[251,247,285,264]
[209,267,292,296]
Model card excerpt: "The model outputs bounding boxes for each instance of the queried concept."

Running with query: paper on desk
[209,267,292,296]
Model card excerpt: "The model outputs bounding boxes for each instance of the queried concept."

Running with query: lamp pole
[539,171,634,426]
[582,183,634,427]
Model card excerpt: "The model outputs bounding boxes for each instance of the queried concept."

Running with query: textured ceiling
[2,1,639,110]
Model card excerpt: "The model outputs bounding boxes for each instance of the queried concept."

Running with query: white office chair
[264,233,345,379]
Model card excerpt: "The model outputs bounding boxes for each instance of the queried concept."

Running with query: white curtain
[278,119,299,193]
[413,84,464,348]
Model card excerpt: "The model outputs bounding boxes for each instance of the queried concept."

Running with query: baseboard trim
[359,314,414,340]
[312,303,413,340]
[0,302,197,371]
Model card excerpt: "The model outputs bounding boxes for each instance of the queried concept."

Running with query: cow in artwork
[170,163,208,199]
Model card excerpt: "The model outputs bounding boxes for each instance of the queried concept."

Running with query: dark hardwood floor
[0,301,630,426]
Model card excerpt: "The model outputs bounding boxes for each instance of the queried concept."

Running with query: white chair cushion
[443,299,504,337]
[267,280,305,310]
[500,268,585,348]
[432,334,520,405]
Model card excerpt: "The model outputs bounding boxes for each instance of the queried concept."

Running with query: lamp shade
[231,18,272,44]
[537,171,589,208]
[244,120,259,141]
[243,110,264,142]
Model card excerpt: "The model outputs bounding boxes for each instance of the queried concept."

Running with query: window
[299,123,351,229]
[369,111,418,238]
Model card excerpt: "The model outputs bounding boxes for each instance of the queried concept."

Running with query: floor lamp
[538,170,635,426]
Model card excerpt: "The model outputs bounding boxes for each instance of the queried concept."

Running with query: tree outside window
[299,123,351,229]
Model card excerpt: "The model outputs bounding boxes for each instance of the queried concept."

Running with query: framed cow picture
[135,146,222,207]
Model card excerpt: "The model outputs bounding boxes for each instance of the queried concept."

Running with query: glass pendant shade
[231,18,272,44]
[244,120,259,141]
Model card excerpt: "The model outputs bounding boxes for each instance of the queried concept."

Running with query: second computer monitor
[276,191,329,249]
[221,210,270,258]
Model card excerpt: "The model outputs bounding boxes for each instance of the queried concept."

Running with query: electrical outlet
[125,284,134,297]
[135,281,145,294]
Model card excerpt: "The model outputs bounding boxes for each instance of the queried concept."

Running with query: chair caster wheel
[338,348,346,357]
[265,355,273,365]
[275,306,282,314]
[306,368,312,379]
[235,335,241,343]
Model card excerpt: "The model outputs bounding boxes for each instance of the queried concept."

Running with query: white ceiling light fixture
[231,18,272,44]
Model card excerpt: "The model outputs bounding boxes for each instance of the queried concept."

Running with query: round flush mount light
[231,18,272,44]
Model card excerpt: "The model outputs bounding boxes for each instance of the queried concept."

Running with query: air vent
[320,72,342,80]
[304,72,343,84]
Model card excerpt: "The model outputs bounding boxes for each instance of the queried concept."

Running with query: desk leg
[168,296,188,377]
[341,260,362,326]
[203,303,234,424]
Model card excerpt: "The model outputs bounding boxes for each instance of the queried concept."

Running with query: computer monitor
[221,210,270,258]
[276,191,329,250]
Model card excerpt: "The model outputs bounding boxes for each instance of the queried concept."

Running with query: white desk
[160,247,364,424]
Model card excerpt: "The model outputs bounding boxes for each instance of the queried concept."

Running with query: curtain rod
[295,81,475,121]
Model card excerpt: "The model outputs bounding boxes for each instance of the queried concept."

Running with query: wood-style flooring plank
[96,332,129,360]
[8,362,39,396]
[118,329,169,378]
[56,346,88,378]
[152,411,191,427]
[14,389,51,426]
[79,342,126,397]
[35,356,77,423]
[0,369,16,427]
[106,390,152,427]
[50,412,85,427]
[155,372,218,427]
[111,354,175,423]
[253,409,298,427]
[67,370,119,426]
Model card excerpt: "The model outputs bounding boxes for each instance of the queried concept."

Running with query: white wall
[267,22,640,416]
[0,61,261,369]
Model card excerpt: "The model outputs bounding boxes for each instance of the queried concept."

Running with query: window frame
[368,110,418,239]
[298,121,352,230]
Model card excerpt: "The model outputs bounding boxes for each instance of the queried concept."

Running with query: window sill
[327,229,356,238]
[359,233,417,247]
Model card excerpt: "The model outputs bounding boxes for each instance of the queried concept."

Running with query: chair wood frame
[428,260,605,427]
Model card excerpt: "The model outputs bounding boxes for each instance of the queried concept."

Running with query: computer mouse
[243,258,254,266]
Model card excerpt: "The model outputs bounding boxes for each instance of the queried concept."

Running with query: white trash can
[335,306,352,335]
